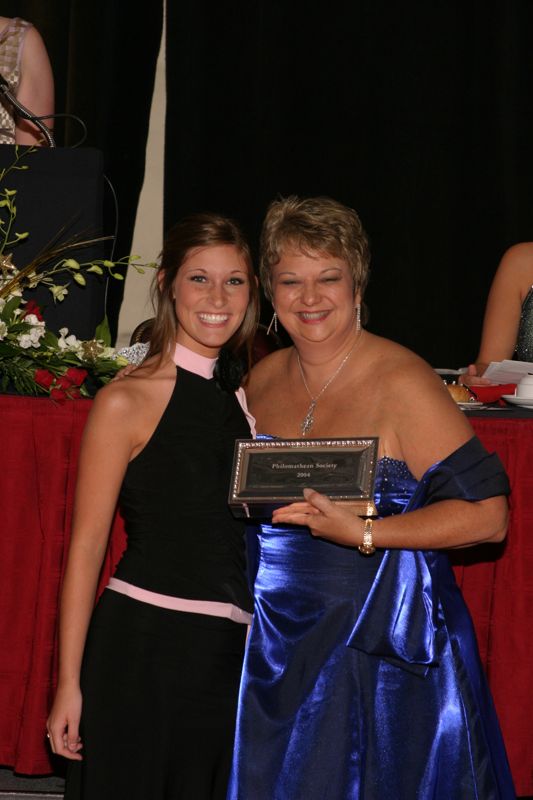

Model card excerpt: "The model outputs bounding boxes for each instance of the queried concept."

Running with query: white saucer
[501,395,533,408]
[457,401,484,410]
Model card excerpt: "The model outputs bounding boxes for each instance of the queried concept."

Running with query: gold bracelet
[358,518,376,556]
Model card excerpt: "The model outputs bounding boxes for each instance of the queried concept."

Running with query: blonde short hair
[260,195,370,303]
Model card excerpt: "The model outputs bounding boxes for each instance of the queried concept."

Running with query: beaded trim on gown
[228,436,516,799]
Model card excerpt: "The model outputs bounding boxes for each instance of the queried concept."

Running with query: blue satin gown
[228,437,516,799]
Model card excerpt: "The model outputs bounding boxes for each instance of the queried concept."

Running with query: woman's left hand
[112,363,138,381]
[272,488,363,547]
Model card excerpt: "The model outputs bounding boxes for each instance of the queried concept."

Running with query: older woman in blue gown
[228,195,516,799]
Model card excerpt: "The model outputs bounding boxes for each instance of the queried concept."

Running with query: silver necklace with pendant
[297,331,362,437]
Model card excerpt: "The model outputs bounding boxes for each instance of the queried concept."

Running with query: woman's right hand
[459,364,493,386]
[46,684,83,760]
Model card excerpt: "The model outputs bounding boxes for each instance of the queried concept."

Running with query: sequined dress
[516,285,533,361]
[228,437,515,799]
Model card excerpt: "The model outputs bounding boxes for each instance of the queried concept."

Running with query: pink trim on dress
[235,387,257,438]
[172,342,217,378]
[107,577,253,625]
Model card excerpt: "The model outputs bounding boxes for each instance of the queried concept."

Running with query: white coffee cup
[516,374,533,398]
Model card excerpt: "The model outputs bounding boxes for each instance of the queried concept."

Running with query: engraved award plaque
[229,437,379,519]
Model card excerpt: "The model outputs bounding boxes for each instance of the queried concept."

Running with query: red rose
[65,367,88,387]
[50,387,67,403]
[54,375,72,391]
[55,374,72,390]
[22,300,44,321]
[34,369,55,389]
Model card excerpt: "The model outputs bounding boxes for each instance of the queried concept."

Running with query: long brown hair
[148,212,259,371]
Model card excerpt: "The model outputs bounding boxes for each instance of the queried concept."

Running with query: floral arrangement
[0,146,155,400]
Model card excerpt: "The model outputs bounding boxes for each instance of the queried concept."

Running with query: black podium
[0,145,107,340]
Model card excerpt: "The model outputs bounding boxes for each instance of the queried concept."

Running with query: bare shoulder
[363,334,472,474]
[495,242,533,286]
[90,360,170,424]
[21,24,53,69]
[88,378,144,428]
[364,333,438,393]
[371,334,461,410]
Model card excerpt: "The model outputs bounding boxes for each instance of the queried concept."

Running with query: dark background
[0,145,106,339]
[4,0,533,366]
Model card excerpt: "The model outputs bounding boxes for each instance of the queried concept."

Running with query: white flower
[50,284,69,302]
[0,320,7,340]
[58,327,82,354]
[28,326,45,345]
[17,333,33,349]
[24,314,44,328]
[20,315,46,347]
[18,323,45,348]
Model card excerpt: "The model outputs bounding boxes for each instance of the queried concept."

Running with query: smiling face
[272,248,360,346]
[172,244,252,357]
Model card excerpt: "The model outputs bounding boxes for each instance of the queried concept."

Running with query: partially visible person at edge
[0,16,54,145]
[227,195,516,799]
[46,213,260,800]
[461,241,533,386]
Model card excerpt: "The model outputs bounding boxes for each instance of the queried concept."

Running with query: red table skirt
[0,398,531,794]
[0,397,126,775]
[454,417,533,796]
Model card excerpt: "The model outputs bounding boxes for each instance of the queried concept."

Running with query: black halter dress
[65,349,252,800]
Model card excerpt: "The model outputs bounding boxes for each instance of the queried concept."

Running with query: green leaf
[41,331,59,348]
[1,295,22,321]
[0,342,20,356]
[94,315,112,347]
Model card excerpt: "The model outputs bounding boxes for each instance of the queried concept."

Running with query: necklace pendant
[301,401,316,437]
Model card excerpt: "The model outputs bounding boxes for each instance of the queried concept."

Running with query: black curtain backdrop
[165,1,533,368]
[4,1,533,365]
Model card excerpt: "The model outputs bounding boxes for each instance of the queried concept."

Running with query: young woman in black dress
[46,213,259,800]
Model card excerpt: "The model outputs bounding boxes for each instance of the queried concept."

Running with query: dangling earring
[266,311,278,336]
[355,304,361,332]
